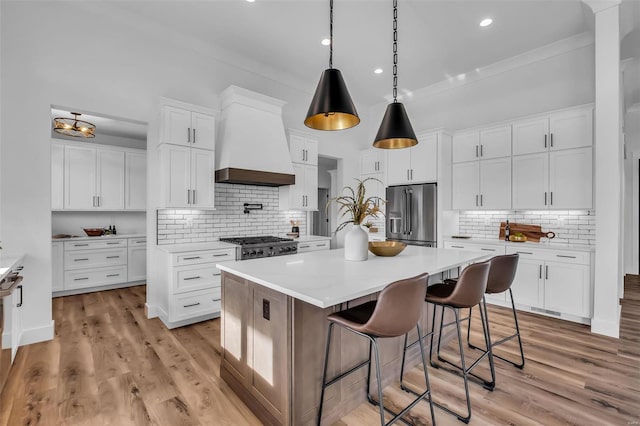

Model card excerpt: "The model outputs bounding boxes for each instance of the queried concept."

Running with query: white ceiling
[114,0,595,107]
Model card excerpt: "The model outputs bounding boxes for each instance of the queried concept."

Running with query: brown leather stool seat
[317,273,436,426]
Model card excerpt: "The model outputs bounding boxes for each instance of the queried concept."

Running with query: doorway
[313,188,330,237]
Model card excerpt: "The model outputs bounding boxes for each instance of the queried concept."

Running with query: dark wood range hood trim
[215,168,295,187]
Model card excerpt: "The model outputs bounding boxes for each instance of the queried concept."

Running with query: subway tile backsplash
[157,184,307,245]
[458,210,596,245]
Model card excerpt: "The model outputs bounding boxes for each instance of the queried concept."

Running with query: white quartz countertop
[444,237,595,253]
[217,246,488,308]
[0,253,25,282]
[52,233,146,242]
[295,235,332,243]
[157,241,238,253]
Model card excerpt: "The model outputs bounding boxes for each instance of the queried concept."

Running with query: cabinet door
[479,157,511,209]
[304,139,318,167]
[512,153,549,210]
[125,152,146,210]
[510,258,543,308]
[549,147,592,209]
[452,130,479,163]
[386,148,411,185]
[512,117,549,156]
[51,142,65,210]
[96,149,125,210]
[65,145,96,209]
[128,246,147,282]
[191,112,216,151]
[304,165,318,210]
[361,150,383,174]
[479,125,511,159]
[289,163,306,209]
[162,145,191,207]
[544,261,591,317]
[411,133,438,183]
[161,105,192,147]
[549,107,592,151]
[289,135,307,164]
[190,148,215,208]
[52,242,64,292]
[452,162,479,210]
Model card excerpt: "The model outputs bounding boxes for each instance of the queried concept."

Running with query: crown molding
[582,0,621,14]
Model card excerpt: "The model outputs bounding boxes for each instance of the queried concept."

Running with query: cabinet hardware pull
[480,194,483,206]
[106,274,120,277]
[481,248,495,251]
[407,169,410,181]
[475,145,479,157]
[480,144,483,157]
[184,276,201,280]
[74,277,89,281]
[97,196,100,207]
[193,128,196,144]
[516,251,533,255]
[136,241,146,244]
[556,254,577,259]
[184,256,201,260]
[475,194,478,206]
[316,243,326,246]
[17,284,23,308]
[411,169,413,180]
[545,265,549,280]
[451,245,464,248]
[212,298,221,302]
[544,192,547,205]
[74,258,89,261]
[213,254,228,257]
[106,256,120,259]
[539,265,542,279]
[544,134,547,148]
[192,189,196,205]
[184,302,201,308]
[187,127,191,143]
[299,245,310,248]
[550,133,553,147]
[74,244,89,247]
[187,189,191,204]
[550,192,553,205]
[106,242,120,245]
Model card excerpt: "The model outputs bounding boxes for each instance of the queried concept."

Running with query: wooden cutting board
[498,222,556,242]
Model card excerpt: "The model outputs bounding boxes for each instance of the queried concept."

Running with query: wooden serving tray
[498,222,556,242]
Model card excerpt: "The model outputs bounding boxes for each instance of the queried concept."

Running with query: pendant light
[53,112,96,138]
[373,0,417,149]
[304,0,360,131]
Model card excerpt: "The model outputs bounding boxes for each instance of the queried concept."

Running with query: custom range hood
[215,86,295,186]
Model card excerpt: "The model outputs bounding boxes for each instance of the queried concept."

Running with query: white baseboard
[590,306,621,338]
[145,303,159,319]
[20,320,55,346]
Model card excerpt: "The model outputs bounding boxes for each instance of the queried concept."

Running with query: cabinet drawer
[174,265,220,294]
[64,266,128,289]
[444,241,506,255]
[64,248,127,270]
[297,240,330,252]
[64,239,127,251]
[170,288,221,322]
[128,238,147,246]
[506,247,590,265]
[174,248,235,265]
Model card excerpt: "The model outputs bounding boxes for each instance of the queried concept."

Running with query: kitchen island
[216,246,488,426]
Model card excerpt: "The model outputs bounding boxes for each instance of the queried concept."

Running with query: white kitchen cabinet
[544,261,591,318]
[279,163,317,210]
[452,158,511,210]
[510,258,543,308]
[297,238,331,253]
[453,125,511,163]
[513,106,592,155]
[125,152,146,210]
[289,132,318,166]
[51,142,64,210]
[452,130,479,164]
[386,133,438,185]
[52,242,64,292]
[161,145,215,209]
[160,104,216,151]
[127,238,147,282]
[96,150,126,210]
[361,149,385,175]
[513,147,592,210]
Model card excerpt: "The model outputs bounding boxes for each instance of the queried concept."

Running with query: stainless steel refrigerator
[386,183,437,247]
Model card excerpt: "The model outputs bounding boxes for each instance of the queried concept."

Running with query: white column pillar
[584,0,622,337]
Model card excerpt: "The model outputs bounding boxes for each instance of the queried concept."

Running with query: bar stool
[401,261,493,424]
[465,254,525,369]
[317,273,436,426]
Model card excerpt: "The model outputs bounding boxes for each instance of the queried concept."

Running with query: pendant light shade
[373,0,417,149]
[304,0,360,131]
[372,102,417,149]
[305,68,360,130]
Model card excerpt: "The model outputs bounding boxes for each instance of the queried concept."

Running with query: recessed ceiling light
[246,0,255,2]
[321,38,331,46]
[479,18,493,27]
[374,68,383,74]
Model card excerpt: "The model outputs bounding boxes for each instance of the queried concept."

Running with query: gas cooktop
[219,236,298,260]
[219,236,294,246]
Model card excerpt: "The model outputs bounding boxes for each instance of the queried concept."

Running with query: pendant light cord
[392,0,398,103]
[329,0,334,69]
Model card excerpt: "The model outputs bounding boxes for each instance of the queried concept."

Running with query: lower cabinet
[127,238,147,282]
[297,238,331,253]
[157,246,235,328]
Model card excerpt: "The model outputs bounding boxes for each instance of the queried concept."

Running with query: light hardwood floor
[1,278,639,425]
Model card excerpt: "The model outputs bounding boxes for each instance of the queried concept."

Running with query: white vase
[344,224,368,261]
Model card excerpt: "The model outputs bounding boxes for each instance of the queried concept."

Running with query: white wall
[0,1,366,344]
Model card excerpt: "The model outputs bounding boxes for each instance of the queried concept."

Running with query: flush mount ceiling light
[480,18,493,27]
[374,68,383,74]
[321,38,331,46]
[373,0,417,149]
[305,0,360,131]
[53,112,96,138]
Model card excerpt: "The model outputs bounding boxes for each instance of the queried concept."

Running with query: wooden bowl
[509,235,527,242]
[368,241,407,257]
[83,228,105,237]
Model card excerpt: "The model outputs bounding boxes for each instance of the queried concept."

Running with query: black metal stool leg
[479,297,496,390]
[317,322,334,426]
[416,323,437,426]
[429,303,438,368]
[399,332,409,390]
[372,338,386,425]
[435,305,446,365]
[509,289,526,369]
[466,307,473,347]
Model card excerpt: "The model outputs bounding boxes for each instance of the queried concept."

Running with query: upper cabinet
[160,104,216,150]
[280,131,318,211]
[512,106,592,155]
[289,132,318,166]
[51,140,146,211]
[452,125,511,163]
[386,133,438,186]
[157,99,218,209]
[361,149,385,175]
